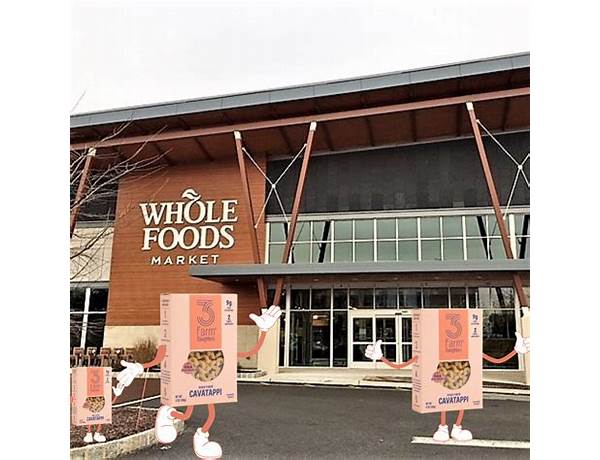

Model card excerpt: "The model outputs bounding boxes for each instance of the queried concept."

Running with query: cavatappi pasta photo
[436,360,471,390]
[187,350,225,382]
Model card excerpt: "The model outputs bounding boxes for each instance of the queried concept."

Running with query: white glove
[249,305,282,332]
[514,331,530,354]
[113,361,144,396]
[365,339,383,361]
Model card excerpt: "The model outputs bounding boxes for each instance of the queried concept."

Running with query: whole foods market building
[70,53,530,381]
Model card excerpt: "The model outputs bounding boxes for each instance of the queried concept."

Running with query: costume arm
[381,355,418,369]
[483,331,530,364]
[237,331,266,358]
[143,344,167,368]
[237,306,282,358]
[483,349,517,364]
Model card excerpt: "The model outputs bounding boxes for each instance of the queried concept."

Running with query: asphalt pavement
[124,382,529,459]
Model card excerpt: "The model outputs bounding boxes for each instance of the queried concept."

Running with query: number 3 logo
[198,304,215,326]
[445,314,462,339]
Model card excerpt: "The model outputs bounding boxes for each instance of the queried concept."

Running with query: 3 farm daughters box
[160,293,237,407]
[412,309,483,414]
[71,367,112,426]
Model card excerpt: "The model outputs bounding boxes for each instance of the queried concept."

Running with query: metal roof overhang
[189,260,529,283]
[71,53,529,128]
[69,53,529,167]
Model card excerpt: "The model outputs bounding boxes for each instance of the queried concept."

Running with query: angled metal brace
[466,102,529,309]
[234,121,318,308]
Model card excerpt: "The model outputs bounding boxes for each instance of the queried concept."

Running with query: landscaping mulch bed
[70,407,156,449]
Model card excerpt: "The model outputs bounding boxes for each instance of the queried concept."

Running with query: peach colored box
[71,367,112,426]
[411,309,483,414]
[160,293,237,407]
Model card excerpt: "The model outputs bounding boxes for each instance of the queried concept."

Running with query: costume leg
[450,409,473,441]
[93,424,106,443]
[155,405,193,444]
[193,404,222,459]
[83,425,94,443]
[433,411,450,442]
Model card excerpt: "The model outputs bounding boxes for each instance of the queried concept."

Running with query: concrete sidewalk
[237,368,530,395]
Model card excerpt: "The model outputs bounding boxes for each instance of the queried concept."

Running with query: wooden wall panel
[107,157,266,326]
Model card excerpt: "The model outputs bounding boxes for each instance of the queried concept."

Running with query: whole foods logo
[139,188,238,266]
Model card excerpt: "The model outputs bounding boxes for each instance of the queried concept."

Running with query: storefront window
[312,221,332,241]
[490,287,515,309]
[398,240,418,260]
[290,289,310,310]
[355,241,374,262]
[279,311,286,367]
[398,217,418,238]
[295,222,311,241]
[269,243,285,263]
[291,243,310,263]
[420,217,441,238]
[335,220,352,240]
[311,289,331,309]
[283,283,520,371]
[70,286,108,350]
[354,220,373,239]
[449,287,467,308]
[488,238,506,260]
[312,241,331,263]
[268,210,529,265]
[466,239,487,260]
[421,240,441,261]
[443,216,462,237]
[70,314,83,349]
[333,289,348,309]
[85,314,107,349]
[377,219,396,239]
[289,311,330,366]
[443,240,463,260]
[334,242,352,262]
[423,288,448,308]
[375,288,397,309]
[399,288,422,308]
[269,222,288,242]
[483,309,518,369]
[349,289,374,309]
[333,311,347,367]
[70,287,86,312]
[377,241,396,261]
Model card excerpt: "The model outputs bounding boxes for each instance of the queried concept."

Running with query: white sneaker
[155,405,178,444]
[451,424,473,441]
[93,432,106,443]
[193,429,222,459]
[83,432,94,443]
[433,424,449,442]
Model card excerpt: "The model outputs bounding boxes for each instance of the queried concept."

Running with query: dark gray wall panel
[266,132,530,214]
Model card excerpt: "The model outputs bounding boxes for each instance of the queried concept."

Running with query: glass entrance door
[349,311,413,368]
[350,316,374,368]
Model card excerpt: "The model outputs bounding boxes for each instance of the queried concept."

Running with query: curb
[237,377,530,396]
[70,418,184,459]
[237,370,267,379]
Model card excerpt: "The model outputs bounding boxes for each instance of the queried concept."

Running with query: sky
[71,0,529,114]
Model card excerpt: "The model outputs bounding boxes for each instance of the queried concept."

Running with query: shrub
[130,338,158,365]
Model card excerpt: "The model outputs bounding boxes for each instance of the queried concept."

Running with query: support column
[466,102,529,309]
[70,147,96,238]
[234,131,267,307]
[273,121,318,306]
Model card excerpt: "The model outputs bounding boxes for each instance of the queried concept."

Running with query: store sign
[139,188,238,266]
